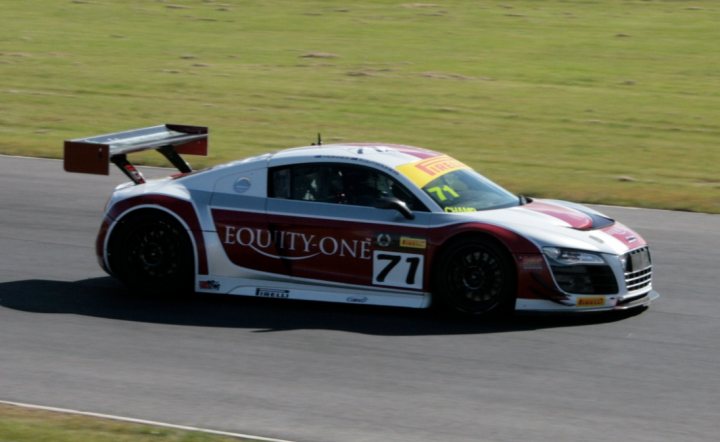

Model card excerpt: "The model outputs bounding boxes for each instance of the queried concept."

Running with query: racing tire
[432,237,516,316]
[108,211,194,295]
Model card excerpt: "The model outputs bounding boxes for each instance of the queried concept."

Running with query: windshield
[422,169,519,212]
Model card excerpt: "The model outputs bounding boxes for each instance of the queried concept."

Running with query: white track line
[0,400,295,442]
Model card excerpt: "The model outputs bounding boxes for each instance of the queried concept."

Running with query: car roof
[267,143,443,169]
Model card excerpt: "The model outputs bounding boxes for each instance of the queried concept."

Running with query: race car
[64,124,658,315]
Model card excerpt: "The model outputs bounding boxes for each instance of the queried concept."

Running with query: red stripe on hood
[602,223,647,248]
[524,201,594,229]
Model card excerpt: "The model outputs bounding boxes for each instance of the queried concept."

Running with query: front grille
[624,246,652,292]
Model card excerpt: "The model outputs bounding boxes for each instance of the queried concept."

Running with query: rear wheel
[432,238,515,316]
[108,211,194,294]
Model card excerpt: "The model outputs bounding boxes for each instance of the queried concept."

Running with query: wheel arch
[105,206,196,277]
[426,223,541,313]
[429,230,519,295]
[103,195,209,278]
[428,223,539,276]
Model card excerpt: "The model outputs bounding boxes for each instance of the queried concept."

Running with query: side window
[291,166,321,201]
[340,166,382,206]
[271,167,291,199]
[269,164,427,211]
[341,166,427,211]
[270,165,335,202]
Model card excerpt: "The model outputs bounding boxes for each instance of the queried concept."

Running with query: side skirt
[194,276,431,309]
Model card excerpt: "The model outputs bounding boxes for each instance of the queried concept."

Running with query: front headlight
[543,247,618,294]
[543,247,606,266]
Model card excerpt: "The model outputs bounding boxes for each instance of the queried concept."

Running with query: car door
[207,165,295,277]
[265,162,433,292]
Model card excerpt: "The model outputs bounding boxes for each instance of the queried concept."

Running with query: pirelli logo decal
[400,236,427,250]
[256,288,290,299]
[415,156,466,175]
[396,154,470,188]
[577,296,605,307]
[376,233,427,251]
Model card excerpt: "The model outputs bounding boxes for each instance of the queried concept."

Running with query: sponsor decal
[376,233,392,248]
[518,255,545,271]
[346,296,369,304]
[577,296,605,307]
[444,206,475,213]
[415,155,467,176]
[256,288,290,298]
[222,226,372,261]
[372,251,424,289]
[123,164,146,184]
[199,280,221,290]
[396,154,470,188]
[399,236,427,250]
[233,177,252,194]
[376,233,427,251]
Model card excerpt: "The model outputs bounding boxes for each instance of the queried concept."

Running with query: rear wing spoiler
[64,124,208,184]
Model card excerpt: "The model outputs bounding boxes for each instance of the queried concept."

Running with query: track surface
[1,156,718,442]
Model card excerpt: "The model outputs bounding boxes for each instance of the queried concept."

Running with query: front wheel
[108,211,194,294]
[432,238,516,316]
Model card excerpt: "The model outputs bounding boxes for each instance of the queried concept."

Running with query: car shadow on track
[0,277,646,336]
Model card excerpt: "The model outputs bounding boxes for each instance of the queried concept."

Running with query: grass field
[0,403,260,442]
[1,0,719,213]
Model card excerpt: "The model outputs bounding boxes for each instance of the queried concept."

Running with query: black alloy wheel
[109,212,193,294]
[433,238,515,316]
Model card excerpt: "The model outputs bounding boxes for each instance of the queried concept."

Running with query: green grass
[0,404,263,442]
[1,0,719,212]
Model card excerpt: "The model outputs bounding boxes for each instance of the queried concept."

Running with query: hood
[450,199,646,255]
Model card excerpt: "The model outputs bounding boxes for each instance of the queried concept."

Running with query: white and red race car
[64,124,658,315]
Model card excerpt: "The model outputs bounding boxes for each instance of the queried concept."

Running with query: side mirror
[375,197,414,220]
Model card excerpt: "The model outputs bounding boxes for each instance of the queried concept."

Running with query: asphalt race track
[1,155,718,442]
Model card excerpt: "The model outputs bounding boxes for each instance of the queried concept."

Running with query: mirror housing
[375,197,414,220]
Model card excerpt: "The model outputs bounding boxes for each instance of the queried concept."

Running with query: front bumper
[613,289,660,311]
[515,290,660,312]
